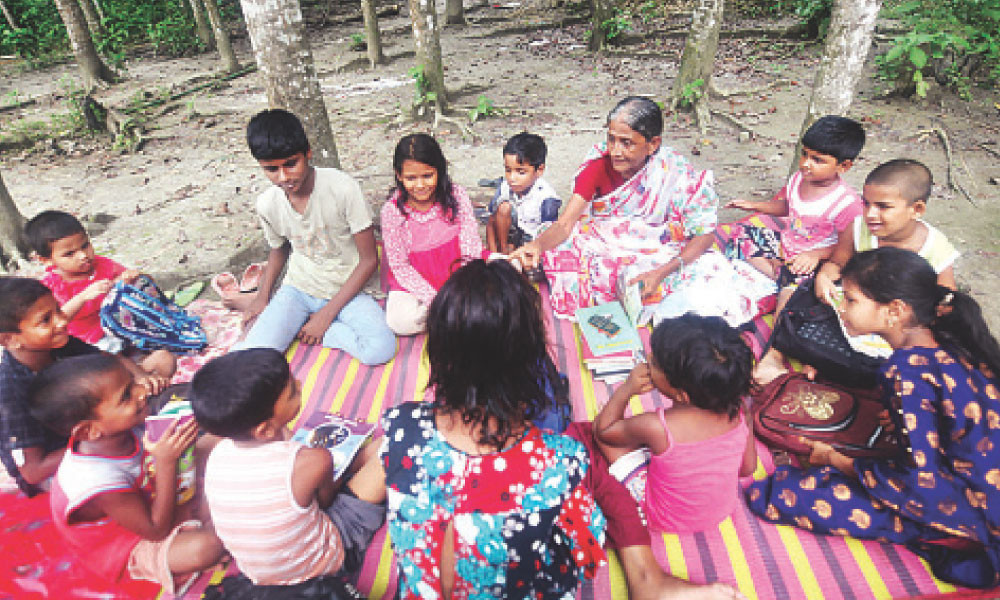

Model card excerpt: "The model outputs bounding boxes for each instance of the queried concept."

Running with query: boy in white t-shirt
[486,132,562,253]
[233,109,395,365]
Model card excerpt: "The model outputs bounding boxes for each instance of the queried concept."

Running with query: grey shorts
[325,490,387,575]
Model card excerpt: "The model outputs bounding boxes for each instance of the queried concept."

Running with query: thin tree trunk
[91,0,105,22]
[0,173,28,271]
[671,0,724,131]
[240,0,340,167]
[0,0,19,29]
[202,0,238,72]
[588,0,611,51]
[53,0,116,89]
[409,0,448,114]
[445,0,465,25]
[76,0,104,36]
[188,0,215,49]
[361,0,385,67]
[792,0,880,173]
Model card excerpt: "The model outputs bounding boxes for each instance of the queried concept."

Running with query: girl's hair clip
[941,292,954,306]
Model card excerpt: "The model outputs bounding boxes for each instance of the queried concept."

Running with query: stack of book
[575,301,644,384]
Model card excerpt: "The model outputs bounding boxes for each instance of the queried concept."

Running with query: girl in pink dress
[381,134,484,335]
[595,314,758,534]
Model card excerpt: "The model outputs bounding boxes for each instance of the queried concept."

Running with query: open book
[291,414,376,480]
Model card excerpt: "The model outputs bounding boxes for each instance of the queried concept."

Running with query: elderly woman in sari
[512,96,769,324]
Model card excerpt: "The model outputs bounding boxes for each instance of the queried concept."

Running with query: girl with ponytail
[747,247,1000,589]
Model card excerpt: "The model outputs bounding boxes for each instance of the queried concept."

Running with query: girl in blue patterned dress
[375,259,606,599]
[747,247,1000,588]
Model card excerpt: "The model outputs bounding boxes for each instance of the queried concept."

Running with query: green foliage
[599,9,632,43]
[468,95,506,123]
[876,0,999,98]
[677,78,705,107]
[794,0,832,37]
[348,32,366,51]
[0,0,204,65]
[408,65,438,112]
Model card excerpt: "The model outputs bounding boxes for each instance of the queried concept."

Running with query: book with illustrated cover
[616,269,661,328]
[575,301,642,358]
[291,413,376,480]
[145,391,195,444]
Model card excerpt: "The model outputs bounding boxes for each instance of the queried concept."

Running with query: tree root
[979,143,1000,160]
[433,113,476,140]
[708,78,791,98]
[914,127,977,206]
[0,97,36,114]
[709,109,759,137]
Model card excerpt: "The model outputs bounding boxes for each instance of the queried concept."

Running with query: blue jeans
[234,285,396,365]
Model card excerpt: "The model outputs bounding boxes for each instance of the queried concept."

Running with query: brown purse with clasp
[751,373,902,459]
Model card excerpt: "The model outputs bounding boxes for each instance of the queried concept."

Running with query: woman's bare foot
[753,348,788,385]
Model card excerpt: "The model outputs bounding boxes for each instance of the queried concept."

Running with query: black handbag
[769,278,883,388]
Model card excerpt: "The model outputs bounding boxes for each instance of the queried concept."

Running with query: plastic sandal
[211,272,239,299]
[240,262,265,293]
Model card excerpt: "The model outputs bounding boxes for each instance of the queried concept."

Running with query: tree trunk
[361,0,385,67]
[792,0,880,173]
[445,0,465,25]
[240,0,340,167]
[202,0,238,72]
[671,0,724,132]
[0,0,19,29]
[187,0,215,49]
[76,0,104,36]
[53,0,116,89]
[588,0,611,52]
[409,0,449,114]
[0,173,28,271]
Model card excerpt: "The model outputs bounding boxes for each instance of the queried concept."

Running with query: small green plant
[468,95,506,123]
[348,32,366,51]
[600,9,632,44]
[678,78,705,108]
[877,31,971,98]
[408,65,438,114]
[637,0,659,23]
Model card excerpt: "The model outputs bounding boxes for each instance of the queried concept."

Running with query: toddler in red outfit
[26,210,138,350]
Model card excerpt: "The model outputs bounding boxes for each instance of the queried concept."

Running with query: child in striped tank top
[191,348,385,588]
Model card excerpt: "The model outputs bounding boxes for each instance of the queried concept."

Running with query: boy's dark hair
[29,354,123,437]
[843,248,1000,378]
[503,132,547,168]
[801,115,866,162]
[246,109,311,160]
[649,314,753,419]
[864,159,933,205]
[189,348,291,441]
[24,210,86,258]
[607,96,663,141]
[0,277,53,333]
[426,259,568,451]
[391,133,458,221]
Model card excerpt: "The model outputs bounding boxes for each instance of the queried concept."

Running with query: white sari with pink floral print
[542,144,775,325]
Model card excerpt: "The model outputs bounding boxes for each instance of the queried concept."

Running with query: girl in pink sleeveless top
[381,133,485,336]
[595,314,758,533]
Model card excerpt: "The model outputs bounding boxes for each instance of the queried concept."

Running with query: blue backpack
[100,275,207,353]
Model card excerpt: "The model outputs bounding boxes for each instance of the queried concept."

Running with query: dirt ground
[2,1,999,329]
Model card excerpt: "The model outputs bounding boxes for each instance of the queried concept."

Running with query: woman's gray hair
[607,96,663,141]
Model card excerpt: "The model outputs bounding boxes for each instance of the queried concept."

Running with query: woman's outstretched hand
[510,241,542,270]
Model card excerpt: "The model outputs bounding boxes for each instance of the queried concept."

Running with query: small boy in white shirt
[486,132,562,253]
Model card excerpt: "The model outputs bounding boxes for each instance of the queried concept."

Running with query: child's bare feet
[753,348,788,385]
[221,292,256,312]
[619,545,747,600]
